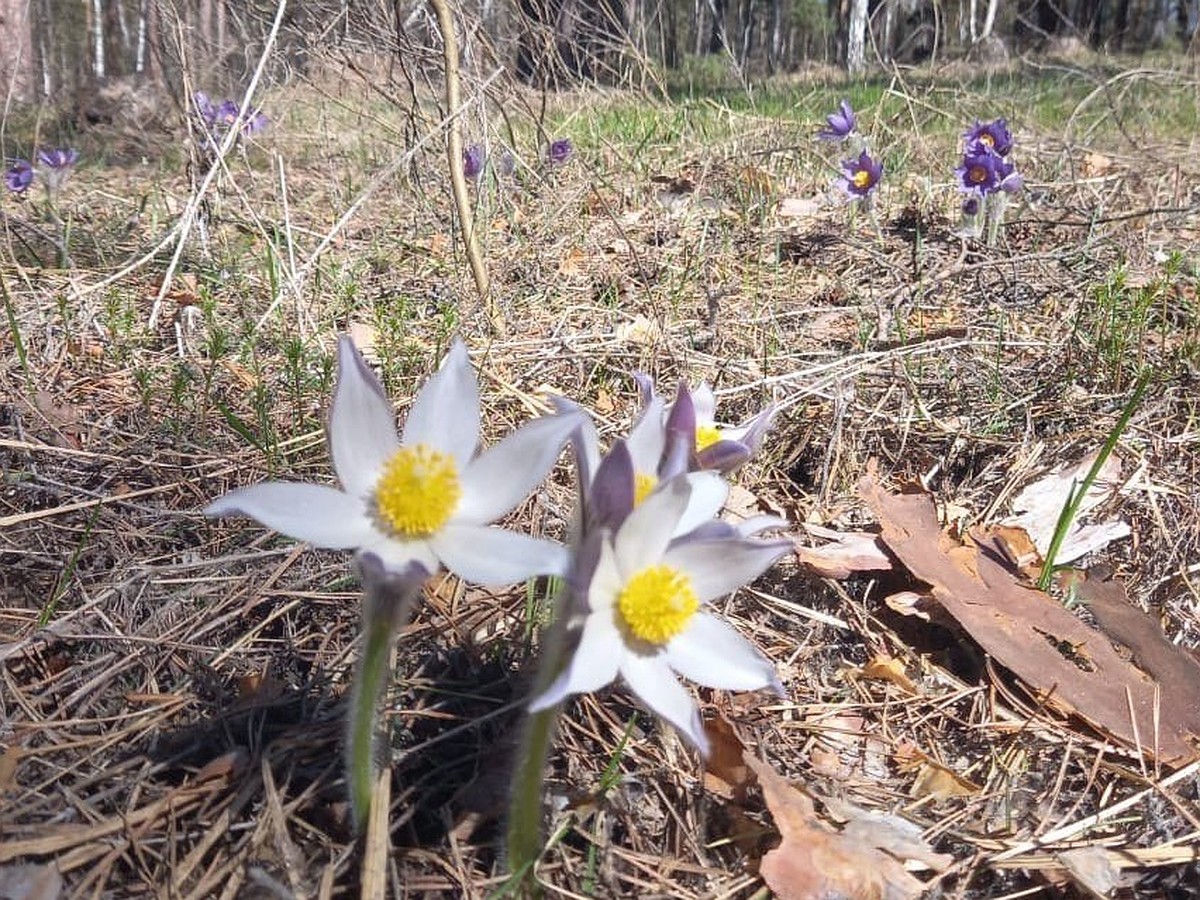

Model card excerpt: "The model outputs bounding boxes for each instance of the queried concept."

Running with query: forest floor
[3,49,1200,898]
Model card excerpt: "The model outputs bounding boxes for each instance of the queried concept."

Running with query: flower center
[695,424,722,452]
[617,565,699,645]
[969,165,989,184]
[852,169,872,189]
[634,472,657,506]
[979,133,995,148]
[373,444,461,537]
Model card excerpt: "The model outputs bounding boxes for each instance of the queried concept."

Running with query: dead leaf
[861,474,1200,764]
[0,863,62,900]
[0,747,18,793]
[558,246,588,277]
[858,655,919,695]
[778,196,823,219]
[1082,152,1114,177]
[1002,452,1130,564]
[702,714,752,801]
[882,591,934,621]
[895,744,981,800]
[347,321,380,362]
[615,315,661,346]
[794,524,893,578]
[1057,845,1121,898]
[746,754,947,900]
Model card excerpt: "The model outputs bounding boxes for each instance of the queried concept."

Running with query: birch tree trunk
[980,0,999,39]
[0,0,34,99]
[846,0,867,72]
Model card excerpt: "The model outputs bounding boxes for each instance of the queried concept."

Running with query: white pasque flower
[530,474,788,755]
[206,336,580,586]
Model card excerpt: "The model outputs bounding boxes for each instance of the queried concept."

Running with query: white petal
[431,523,568,585]
[673,471,728,536]
[329,336,401,498]
[664,536,789,602]
[364,535,441,575]
[665,613,780,692]
[455,412,579,524]
[401,339,480,469]
[205,482,376,549]
[626,395,666,476]
[586,537,625,615]
[528,615,622,711]
[693,382,717,425]
[613,476,691,577]
[621,654,709,755]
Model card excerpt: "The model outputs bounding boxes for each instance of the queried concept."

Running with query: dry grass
[3,52,1200,898]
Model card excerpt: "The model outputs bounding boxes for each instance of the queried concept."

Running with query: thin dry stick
[143,0,288,329]
[428,0,501,333]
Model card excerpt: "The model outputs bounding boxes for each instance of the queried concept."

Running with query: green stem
[1037,368,1152,592]
[346,553,427,831]
[505,584,574,893]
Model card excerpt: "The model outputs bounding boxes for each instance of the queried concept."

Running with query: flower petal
[613,475,691,576]
[205,482,376,548]
[364,535,441,576]
[661,384,696,480]
[432,523,568,585]
[666,613,780,692]
[692,382,716,424]
[672,471,728,536]
[401,339,480,469]
[329,336,401,498]
[455,411,579,524]
[528,614,622,711]
[621,654,709,755]
[664,536,790,603]
[626,394,665,476]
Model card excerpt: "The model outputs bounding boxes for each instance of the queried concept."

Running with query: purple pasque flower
[839,150,883,198]
[242,110,269,136]
[528,461,789,756]
[38,147,79,171]
[689,382,776,475]
[5,158,33,194]
[206,337,584,585]
[818,99,857,142]
[996,155,1023,193]
[956,144,1001,194]
[193,91,217,126]
[963,118,1013,157]
[463,143,485,180]
[215,99,241,128]
[547,138,573,166]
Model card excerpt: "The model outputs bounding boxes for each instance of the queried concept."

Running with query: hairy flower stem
[347,553,426,831]
[506,586,573,892]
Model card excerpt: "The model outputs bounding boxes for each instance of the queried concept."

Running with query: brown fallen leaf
[895,743,981,800]
[857,654,919,695]
[861,474,1200,764]
[746,753,948,900]
[794,524,894,579]
[702,713,753,802]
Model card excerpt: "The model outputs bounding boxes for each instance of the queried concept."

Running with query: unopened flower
[547,138,573,166]
[529,474,788,755]
[962,196,980,216]
[242,110,269,136]
[36,147,78,193]
[5,159,33,194]
[963,118,1013,157]
[818,99,856,142]
[463,143,485,180]
[206,337,581,585]
[839,150,883,198]
[38,147,78,171]
[193,91,217,125]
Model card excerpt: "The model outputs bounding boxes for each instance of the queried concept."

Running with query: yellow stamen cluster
[695,424,722,452]
[373,444,461,537]
[617,565,699,645]
[853,170,872,189]
[634,472,657,507]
